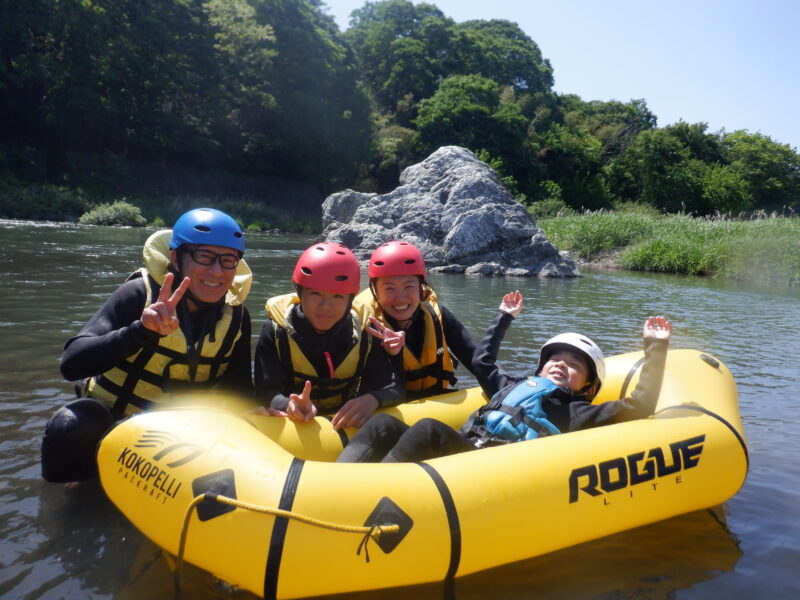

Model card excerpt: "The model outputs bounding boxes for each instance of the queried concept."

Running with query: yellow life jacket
[354,288,457,398]
[265,293,372,413]
[88,230,252,417]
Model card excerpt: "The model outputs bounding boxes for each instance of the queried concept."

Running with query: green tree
[253,0,373,187]
[346,0,453,111]
[722,130,800,210]
[203,0,277,168]
[701,163,753,214]
[665,121,724,164]
[560,96,657,160]
[455,20,553,93]
[414,75,528,174]
[606,128,704,213]
[536,123,608,210]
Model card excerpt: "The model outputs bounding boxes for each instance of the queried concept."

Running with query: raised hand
[499,290,524,317]
[331,394,379,430]
[643,316,672,341]
[286,380,317,423]
[366,315,406,356]
[141,272,191,335]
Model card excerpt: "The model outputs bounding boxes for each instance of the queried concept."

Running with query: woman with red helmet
[354,240,481,399]
[254,243,402,429]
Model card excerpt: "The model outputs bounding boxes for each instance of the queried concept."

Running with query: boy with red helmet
[254,243,403,429]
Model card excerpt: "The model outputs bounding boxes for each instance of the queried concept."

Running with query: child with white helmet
[337,291,671,462]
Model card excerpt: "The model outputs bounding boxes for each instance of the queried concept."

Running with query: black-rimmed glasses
[185,248,240,270]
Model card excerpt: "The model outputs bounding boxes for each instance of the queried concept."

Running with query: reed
[539,209,799,286]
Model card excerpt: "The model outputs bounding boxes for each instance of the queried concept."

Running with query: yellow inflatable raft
[97,349,747,599]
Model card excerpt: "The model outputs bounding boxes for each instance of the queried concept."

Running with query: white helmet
[536,333,606,392]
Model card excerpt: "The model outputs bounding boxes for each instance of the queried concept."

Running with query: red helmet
[292,243,360,295]
[368,241,427,279]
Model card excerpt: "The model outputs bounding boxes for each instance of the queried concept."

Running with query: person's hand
[249,405,288,417]
[643,316,672,341]
[286,380,317,423]
[499,290,523,317]
[366,316,406,356]
[331,394,379,430]
[141,272,191,335]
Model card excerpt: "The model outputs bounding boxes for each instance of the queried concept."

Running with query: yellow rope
[173,492,401,597]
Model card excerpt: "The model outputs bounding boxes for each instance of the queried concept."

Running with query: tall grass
[539,210,799,287]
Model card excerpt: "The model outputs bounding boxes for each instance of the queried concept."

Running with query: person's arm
[362,341,404,408]
[330,341,404,429]
[471,310,518,398]
[568,317,672,430]
[60,278,161,381]
[214,306,254,396]
[439,306,478,374]
[254,319,292,410]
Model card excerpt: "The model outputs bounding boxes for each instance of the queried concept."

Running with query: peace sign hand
[366,315,406,356]
[141,272,191,335]
[287,380,317,423]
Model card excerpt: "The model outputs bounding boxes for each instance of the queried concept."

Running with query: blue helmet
[169,208,245,253]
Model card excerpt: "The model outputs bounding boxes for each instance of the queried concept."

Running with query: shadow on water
[80,505,742,600]
[318,507,742,600]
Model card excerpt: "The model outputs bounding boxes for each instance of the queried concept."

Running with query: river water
[1,221,798,600]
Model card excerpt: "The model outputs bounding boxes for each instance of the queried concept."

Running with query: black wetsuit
[60,277,253,396]
[254,304,403,412]
[337,310,668,463]
[43,276,252,483]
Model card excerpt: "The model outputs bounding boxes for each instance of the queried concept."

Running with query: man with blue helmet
[41,208,254,484]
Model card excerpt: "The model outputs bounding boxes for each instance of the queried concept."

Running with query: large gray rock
[321,146,579,277]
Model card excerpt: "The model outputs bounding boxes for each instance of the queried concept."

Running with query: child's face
[373,275,421,322]
[539,350,591,393]
[299,287,350,333]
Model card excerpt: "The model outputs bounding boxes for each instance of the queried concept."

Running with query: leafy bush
[0,183,88,220]
[611,200,662,216]
[79,200,147,226]
[527,197,573,219]
[133,196,321,234]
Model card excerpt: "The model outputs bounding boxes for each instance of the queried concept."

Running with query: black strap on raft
[619,356,646,399]
[263,457,305,600]
[416,462,461,600]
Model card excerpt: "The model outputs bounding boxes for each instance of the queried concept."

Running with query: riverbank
[0,181,322,234]
[538,210,799,287]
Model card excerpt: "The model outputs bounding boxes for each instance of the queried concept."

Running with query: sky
[321,0,800,151]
